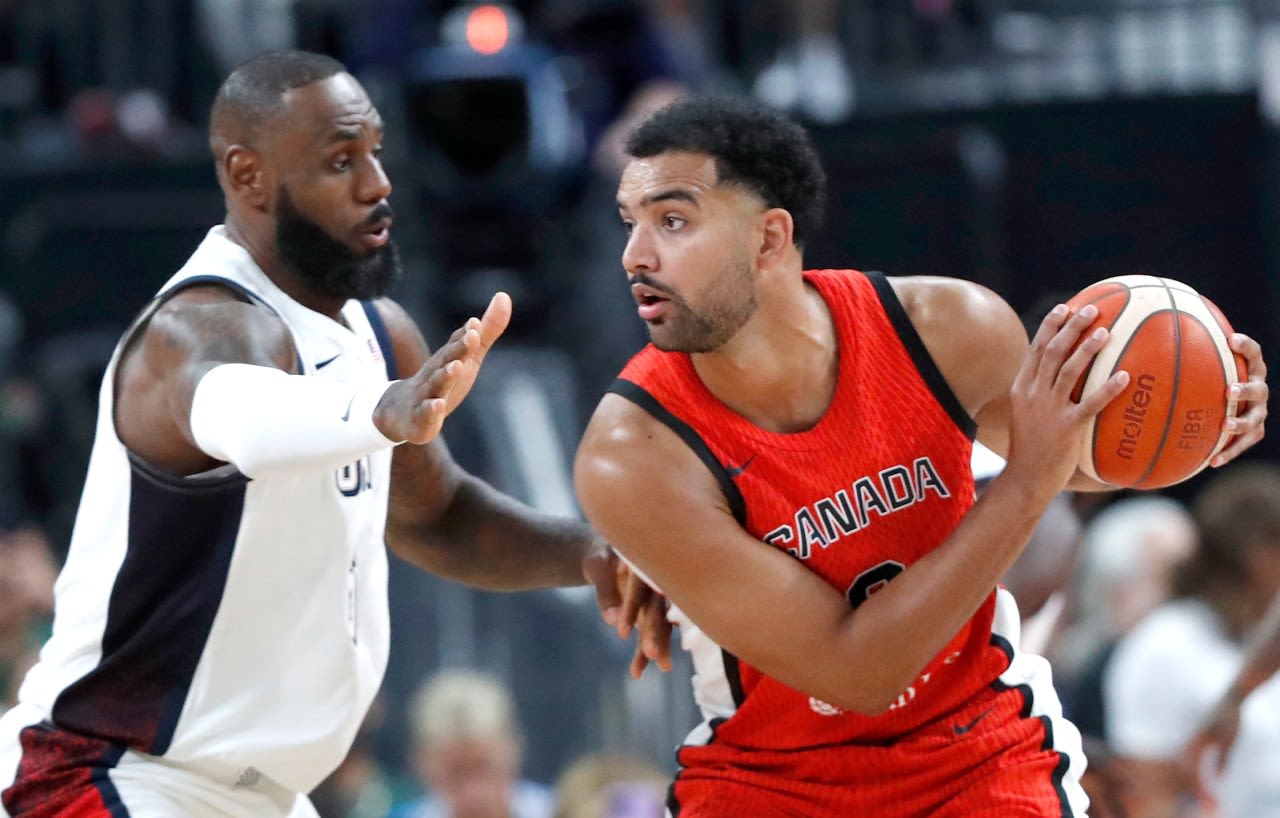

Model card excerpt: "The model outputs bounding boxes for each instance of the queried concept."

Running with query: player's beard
[641,258,758,353]
[275,186,402,301]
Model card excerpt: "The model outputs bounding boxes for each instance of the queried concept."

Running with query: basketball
[1065,274,1246,489]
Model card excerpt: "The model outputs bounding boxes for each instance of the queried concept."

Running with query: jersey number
[845,560,905,609]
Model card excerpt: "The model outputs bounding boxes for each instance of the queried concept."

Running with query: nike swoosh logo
[340,394,356,422]
[315,354,341,369]
[953,706,994,735]
[726,454,756,477]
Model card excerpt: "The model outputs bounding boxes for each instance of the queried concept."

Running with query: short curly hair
[624,95,827,249]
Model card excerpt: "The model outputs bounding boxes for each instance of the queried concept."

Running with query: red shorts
[668,681,1087,818]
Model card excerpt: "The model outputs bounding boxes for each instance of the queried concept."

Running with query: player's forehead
[617,151,720,210]
[277,73,383,146]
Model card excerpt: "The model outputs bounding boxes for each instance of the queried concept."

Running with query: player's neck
[225,219,348,322]
[693,280,838,434]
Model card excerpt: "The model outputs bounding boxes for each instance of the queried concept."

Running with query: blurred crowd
[3,2,1280,818]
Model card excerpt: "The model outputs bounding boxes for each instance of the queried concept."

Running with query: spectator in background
[1105,463,1280,818]
[390,668,554,818]
[0,523,56,716]
[553,752,666,818]
[971,440,1085,649]
[1186,581,1280,807]
[1054,495,1197,742]
[751,0,854,123]
[196,0,297,77]
[311,697,398,818]
[0,291,27,528]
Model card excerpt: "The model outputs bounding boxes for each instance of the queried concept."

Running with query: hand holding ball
[1067,275,1246,489]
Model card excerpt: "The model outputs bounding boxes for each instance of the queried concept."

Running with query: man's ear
[759,207,795,264]
[224,145,271,210]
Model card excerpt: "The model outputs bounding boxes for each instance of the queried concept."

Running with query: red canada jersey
[614,270,1028,814]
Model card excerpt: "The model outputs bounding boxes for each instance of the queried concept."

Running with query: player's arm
[116,284,477,479]
[577,289,1125,714]
[371,297,623,608]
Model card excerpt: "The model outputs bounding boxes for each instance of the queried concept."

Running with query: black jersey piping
[610,378,746,525]
[864,270,978,440]
[610,378,749,709]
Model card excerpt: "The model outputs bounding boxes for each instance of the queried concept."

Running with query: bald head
[209,50,348,163]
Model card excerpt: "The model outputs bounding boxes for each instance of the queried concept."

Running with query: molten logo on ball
[1115,372,1156,462]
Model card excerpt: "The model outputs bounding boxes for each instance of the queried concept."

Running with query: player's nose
[357,157,392,204]
[621,227,657,276]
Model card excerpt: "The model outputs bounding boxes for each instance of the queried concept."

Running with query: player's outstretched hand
[374,292,512,444]
[1005,303,1130,492]
[583,543,673,677]
[1212,332,1268,467]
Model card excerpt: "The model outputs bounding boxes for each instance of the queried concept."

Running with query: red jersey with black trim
[614,270,1020,807]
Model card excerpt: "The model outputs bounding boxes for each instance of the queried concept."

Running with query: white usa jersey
[10,226,395,795]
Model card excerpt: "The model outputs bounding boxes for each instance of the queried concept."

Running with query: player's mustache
[628,273,676,299]
[362,203,394,228]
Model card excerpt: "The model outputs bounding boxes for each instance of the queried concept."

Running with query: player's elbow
[800,673,910,717]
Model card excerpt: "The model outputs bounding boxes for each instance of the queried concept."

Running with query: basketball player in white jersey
[0,51,659,818]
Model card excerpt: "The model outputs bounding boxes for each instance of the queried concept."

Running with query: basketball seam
[1132,279,1182,488]
[1082,286,1129,474]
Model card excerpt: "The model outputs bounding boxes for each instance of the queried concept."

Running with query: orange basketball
[1065,274,1246,489]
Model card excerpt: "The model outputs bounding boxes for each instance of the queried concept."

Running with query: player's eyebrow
[327,127,362,144]
[617,188,701,212]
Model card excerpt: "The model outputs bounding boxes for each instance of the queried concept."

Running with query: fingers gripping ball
[1067,275,1246,489]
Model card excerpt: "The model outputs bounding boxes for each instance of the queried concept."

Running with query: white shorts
[0,704,318,818]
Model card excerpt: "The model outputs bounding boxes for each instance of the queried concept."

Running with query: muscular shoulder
[887,275,1027,417]
[576,393,726,516]
[138,284,295,374]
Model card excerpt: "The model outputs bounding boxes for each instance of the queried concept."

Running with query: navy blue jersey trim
[361,300,399,379]
[609,378,746,525]
[126,451,248,492]
[864,271,978,440]
[92,743,130,818]
[51,473,247,756]
[163,275,304,373]
[124,274,303,373]
[156,274,261,304]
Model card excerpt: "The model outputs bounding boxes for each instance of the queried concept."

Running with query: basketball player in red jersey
[574,95,1270,817]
